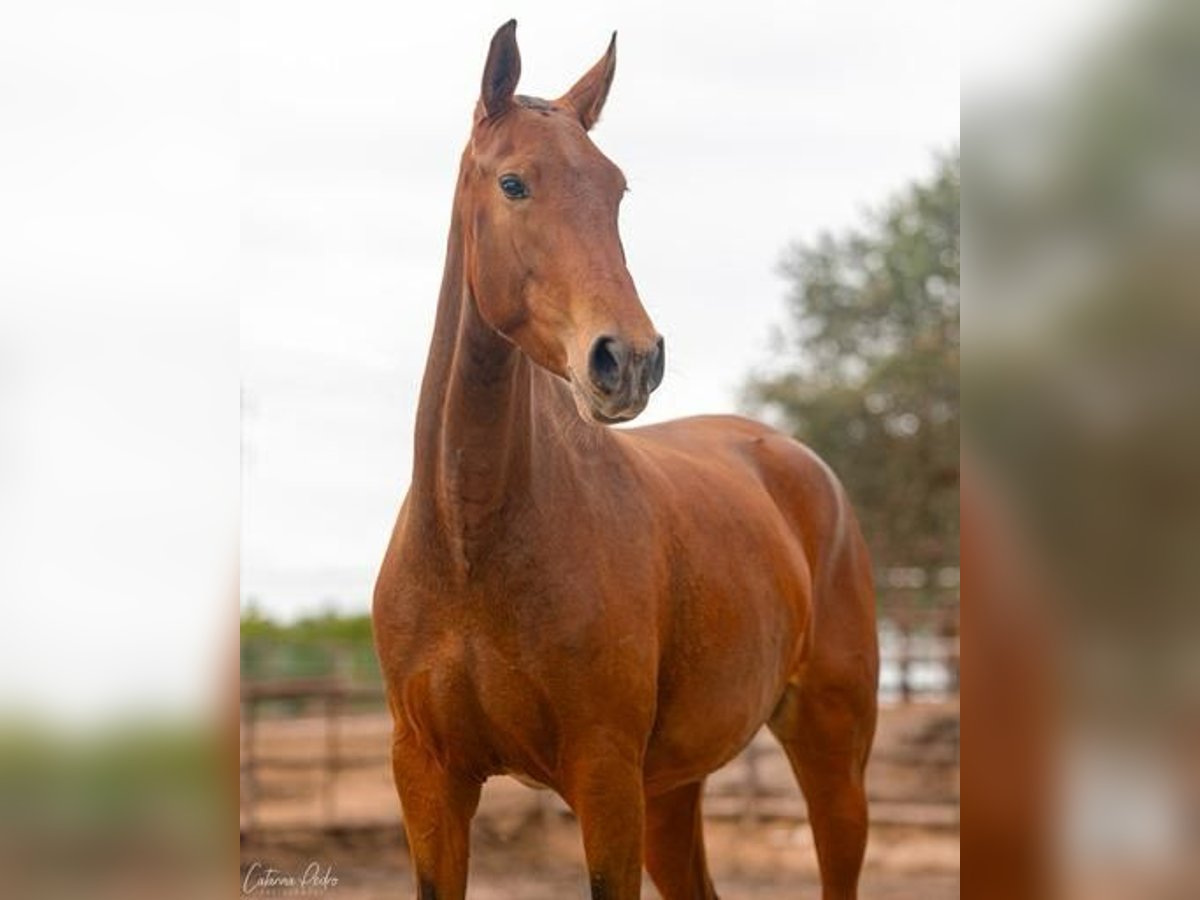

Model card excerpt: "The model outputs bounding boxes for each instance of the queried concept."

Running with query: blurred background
[2,3,236,900]
[963,1,1200,896]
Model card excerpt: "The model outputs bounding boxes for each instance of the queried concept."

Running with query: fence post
[242,695,258,835]
[323,688,341,828]
[941,613,960,696]
[899,616,913,704]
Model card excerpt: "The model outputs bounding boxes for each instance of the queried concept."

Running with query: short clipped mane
[514,94,557,111]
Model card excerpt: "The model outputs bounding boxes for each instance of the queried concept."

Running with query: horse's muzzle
[581,333,665,423]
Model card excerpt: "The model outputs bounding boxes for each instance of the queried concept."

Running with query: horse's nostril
[647,336,666,393]
[588,335,625,395]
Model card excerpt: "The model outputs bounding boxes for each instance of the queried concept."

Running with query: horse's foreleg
[391,732,481,900]
[563,741,646,900]
[644,779,720,899]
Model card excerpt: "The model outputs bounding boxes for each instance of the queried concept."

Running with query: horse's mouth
[567,373,648,425]
[590,408,638,425]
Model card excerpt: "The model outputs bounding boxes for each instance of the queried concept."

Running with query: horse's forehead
[497,105,606,168]
[473,106,620,194]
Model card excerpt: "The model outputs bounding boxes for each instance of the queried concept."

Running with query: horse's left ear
[559,32,617,131]
[479,19,521,120]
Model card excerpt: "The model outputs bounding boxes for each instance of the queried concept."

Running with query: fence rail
[241,667,958,835]
[241,586,958,834]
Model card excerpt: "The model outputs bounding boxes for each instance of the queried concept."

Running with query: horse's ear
[559,32,616,131]
[479,19,521,120]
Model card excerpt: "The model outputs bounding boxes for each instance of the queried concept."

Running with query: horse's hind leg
[769,668,876,900]
[643,780,720,899]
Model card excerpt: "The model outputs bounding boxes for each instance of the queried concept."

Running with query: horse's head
[458,20,664,424]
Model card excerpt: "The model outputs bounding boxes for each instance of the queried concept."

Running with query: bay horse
[373,21,878,900]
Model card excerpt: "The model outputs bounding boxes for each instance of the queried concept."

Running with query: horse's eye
[498,174,529,200]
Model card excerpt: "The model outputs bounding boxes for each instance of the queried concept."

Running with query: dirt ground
[241,703,958,898]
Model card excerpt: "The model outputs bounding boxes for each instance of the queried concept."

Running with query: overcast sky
[241,0,960,620]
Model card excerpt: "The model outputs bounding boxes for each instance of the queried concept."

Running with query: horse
[373,21,879,900]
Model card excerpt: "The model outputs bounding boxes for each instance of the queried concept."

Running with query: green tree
[745,152,960,577]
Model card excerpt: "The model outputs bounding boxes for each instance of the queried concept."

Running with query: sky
[1,3,238,722]
[240,0,960,620]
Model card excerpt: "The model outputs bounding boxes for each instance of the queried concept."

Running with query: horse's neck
[409,203,582,571]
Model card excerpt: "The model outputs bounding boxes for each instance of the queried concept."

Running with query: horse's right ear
[479,19,521,120]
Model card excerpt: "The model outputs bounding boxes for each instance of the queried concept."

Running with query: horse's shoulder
[625,415,846,528]
[626,414,827,473]
[622,413,770,454]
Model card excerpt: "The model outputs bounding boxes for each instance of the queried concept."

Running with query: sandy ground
[241,702,958,898]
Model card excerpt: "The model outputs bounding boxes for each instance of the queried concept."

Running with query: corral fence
[876,572,959,704]
[240,575,958,836]
[240,677,384,833]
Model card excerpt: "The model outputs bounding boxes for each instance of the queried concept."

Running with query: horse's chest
[396,652,550,783]
[386,607,580,778]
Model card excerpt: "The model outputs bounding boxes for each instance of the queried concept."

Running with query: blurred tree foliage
[240,607,380,690]
[745,153,960,576]
[240,606,373,644]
